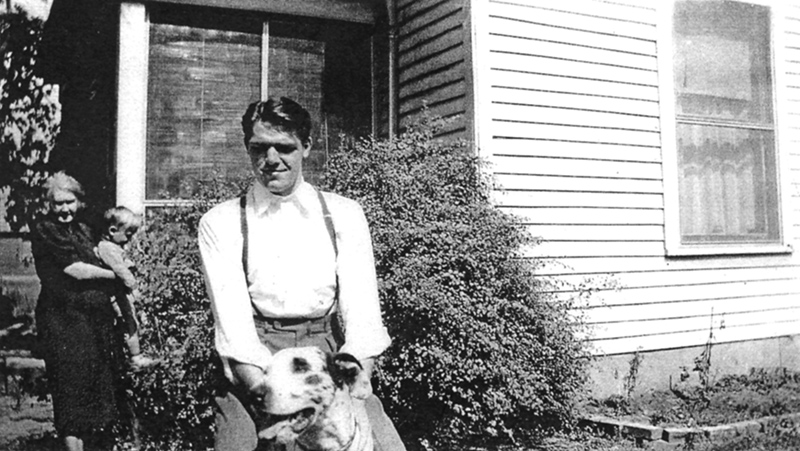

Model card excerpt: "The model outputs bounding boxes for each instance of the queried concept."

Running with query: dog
[255,347,373,451]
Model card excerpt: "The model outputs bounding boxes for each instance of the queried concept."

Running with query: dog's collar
[296,416,359,451]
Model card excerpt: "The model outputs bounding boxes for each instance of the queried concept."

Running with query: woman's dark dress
[31,218,120,436]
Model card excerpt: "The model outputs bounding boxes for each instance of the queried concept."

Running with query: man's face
[51,188,79,223]
[247,122,310,196]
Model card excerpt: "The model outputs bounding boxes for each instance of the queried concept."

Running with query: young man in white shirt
[198,97,405,451]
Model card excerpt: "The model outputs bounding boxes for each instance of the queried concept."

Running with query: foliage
[322,115,588,449]
[0,10,60,231]
[127,174,250,450]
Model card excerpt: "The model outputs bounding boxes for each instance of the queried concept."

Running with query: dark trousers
[214,316,406,451]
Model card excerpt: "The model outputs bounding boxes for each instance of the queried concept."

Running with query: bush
[128,116,587,450]
[322,115,588,449]
[128,175,249,450]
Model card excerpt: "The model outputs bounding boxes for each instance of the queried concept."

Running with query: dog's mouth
[260,407,318,441]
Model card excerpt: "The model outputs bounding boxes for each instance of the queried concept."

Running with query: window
[662,0,790,254]
[118,3,375,204]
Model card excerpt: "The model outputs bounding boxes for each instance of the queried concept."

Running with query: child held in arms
[96,206,157,370]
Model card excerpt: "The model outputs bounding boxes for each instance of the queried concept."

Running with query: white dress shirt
[198,180,391,381]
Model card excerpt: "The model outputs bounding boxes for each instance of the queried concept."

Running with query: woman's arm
[64,262,117,280]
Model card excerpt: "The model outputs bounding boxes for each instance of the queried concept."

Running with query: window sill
[665,243,793,257]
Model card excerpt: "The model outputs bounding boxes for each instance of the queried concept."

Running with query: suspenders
[239,188,340,318]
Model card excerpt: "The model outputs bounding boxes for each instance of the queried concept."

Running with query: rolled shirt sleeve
[331,196,392,361]
[198,200,272,382]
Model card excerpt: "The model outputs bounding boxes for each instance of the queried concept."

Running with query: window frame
[657,0,794,256]
[115,1,378,210]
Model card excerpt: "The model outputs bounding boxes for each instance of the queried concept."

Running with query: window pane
[146,23,260,199]
[677,124,779,244]
[673,1,772,124]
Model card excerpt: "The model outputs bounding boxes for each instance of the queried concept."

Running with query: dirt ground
[0,393,58,451]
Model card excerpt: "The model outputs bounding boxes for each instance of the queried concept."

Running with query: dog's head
[255,347,365,446]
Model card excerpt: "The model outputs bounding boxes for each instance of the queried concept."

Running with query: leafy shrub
[1,10,61,231]
[128,115,587,450]
[322,115,588,449]
[128,175,249,450]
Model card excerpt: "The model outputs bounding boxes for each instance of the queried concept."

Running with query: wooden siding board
[399,96,465,125]
[503,207,664,225]
[399,26,464,67]
[489,35,657,71]
[398,0,463,41]
[491,87,660,117]
[495,190,663,209]
[400,80,466,115]
[489,1,656,39]
[526,240,665,258]
[491,104,660,132]
[399,44,465,85]
[536,257,800,277]
[526,224,664,241]
[492,70,659,101]
[562,279,800,308]
[591,320,800,355]
[491,155,662,179]
[488,15,657,55]
[492,122,661,147]
[490,52,659,86]
[587,294,800,325]
[399,62,465,98]
[491,139,663,162]
[495,174,664,194]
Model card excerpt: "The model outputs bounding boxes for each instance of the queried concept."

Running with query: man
[198,97,405,451]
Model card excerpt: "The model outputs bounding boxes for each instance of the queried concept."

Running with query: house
[5,0,800,396]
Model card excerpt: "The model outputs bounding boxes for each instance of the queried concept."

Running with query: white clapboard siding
[593,320,800,356]
[491,155,662,179]
[489,35,657,71]
[589,309,800,348]
[545,265,796,294]
[488,2,656,40]
[586,293,800,325]
[491,87,661,118]
[490,52,659,86]
[491,71,659,101]
[494,190,663,209]
[534,255,799,276]
[480,0,800,355]
[491,103,660,132]
[496,174,664,193]
[488,15,657,55]
[503,207,664,225]
[554,279,799,307]
[491,139,662,161]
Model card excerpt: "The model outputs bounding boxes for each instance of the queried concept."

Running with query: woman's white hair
[43,171,84,201]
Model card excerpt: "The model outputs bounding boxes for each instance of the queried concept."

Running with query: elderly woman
[31,171,121,451]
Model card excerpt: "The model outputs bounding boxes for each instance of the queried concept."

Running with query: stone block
[621,422,663,441]
[645,440,683,451]
[662,427,702,443]
[703,424,737,440]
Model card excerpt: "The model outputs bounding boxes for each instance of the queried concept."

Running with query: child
[96,206,156,370]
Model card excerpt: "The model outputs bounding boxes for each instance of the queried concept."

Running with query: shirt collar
[251,177,315,217]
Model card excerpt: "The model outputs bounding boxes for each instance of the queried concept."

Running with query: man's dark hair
[241,97,312,147]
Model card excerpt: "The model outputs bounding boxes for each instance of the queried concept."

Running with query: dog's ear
[327,352,362,388]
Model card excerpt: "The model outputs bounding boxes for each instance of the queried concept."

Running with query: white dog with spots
[255,347,373,451]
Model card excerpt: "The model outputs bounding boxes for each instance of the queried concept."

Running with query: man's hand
[351,357,374,400]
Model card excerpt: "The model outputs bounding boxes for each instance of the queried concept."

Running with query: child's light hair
[104,206,142,232]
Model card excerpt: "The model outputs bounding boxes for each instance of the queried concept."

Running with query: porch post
[116,2,148,213]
